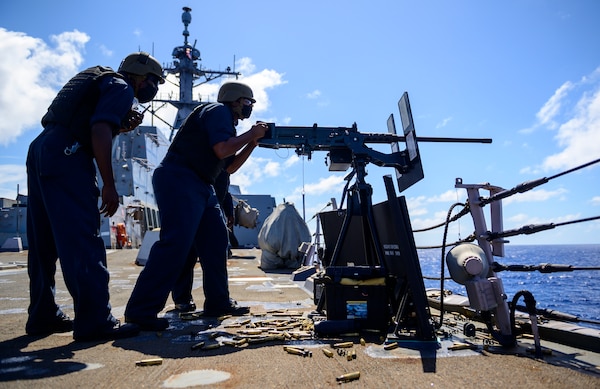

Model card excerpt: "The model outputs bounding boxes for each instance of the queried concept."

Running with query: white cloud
[435,117,452,129]
[406,195,428,217]
[284,155,300,168]
[535,81,573,128]
[542,86,600,171]
[303,175,345,196]
[98,44,113,57]
[520,67,600,173]
[503,188,568,204]
[0,164,26,198]
[263,160,280,176]
[507,212,581,227]
[427,189,462,203]
[0,28,89,146]
[284,174,345,205]
[306,90,321,99]
[142,56,287,140]
[230,156,279,192]
[304,89,329,107]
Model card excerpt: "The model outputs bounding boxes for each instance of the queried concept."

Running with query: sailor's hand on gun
[120,110,144,133]
[250,121,269,140]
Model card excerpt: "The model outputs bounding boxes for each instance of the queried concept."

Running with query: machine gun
[259,92,491,193]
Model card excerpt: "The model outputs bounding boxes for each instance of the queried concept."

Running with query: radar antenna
[153,6,241,140]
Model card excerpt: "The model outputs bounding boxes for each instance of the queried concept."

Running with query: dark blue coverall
[171,168,234,307]
[26,75,133,338]
[125,103,234,321]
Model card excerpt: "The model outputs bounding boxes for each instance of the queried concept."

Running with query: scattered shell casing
[135,358,163,366]
[239,329,263,335]
[283,346,311,357]
[202,343,221,350]
[336,371,360,382]
[383,342,399,350]
[322,348,334,358]
[333,341,354,348]
[284,347,305,356]
[179,312,201,320]
[448,342,477,351]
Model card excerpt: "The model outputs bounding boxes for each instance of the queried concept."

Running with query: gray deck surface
[1,248,599,388]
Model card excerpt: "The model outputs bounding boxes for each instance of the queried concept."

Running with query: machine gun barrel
[409,136,491,143]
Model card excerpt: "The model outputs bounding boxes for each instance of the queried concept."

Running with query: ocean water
[417,244,600,330]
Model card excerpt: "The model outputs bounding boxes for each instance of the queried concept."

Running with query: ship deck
[1,248,599,388]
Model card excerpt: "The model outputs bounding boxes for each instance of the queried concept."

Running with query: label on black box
[346,301,368,319]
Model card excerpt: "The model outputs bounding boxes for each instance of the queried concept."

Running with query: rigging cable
[480,157,600,206]
[435,202,466,329]
[493,262,600,273]
[485,215,600,241]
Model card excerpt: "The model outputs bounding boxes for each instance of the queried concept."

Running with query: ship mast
[157,6,240,141]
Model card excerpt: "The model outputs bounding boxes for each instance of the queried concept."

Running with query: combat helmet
[217,82,255,103]
[118,52,165,84]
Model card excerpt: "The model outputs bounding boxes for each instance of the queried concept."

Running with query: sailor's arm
[213,122,268,161]
[92,122,120,217]
[226,140,258,174]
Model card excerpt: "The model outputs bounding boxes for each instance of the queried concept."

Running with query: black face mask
[241,104,253,119]
[137,83,158,103]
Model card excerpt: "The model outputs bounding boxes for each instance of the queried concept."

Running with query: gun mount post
[329,156,386,268]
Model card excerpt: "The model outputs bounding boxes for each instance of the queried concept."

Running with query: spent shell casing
[333,341,354,348]
[347,350,356,360]
[288,346,311,357]
[322,348,334,358]
[191,341,205,350]
[135,358,163,366]
[336,371,360,382]
[284,346,308,357]
[383,342,399,350]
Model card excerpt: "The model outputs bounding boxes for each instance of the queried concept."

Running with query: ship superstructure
[104,6,274,249]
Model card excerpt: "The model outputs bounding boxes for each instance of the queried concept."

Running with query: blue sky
[1,0,599,247]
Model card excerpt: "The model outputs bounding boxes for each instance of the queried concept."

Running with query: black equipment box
[316,266,391,331]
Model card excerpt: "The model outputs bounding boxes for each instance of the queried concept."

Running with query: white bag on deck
[258,202,311,269]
